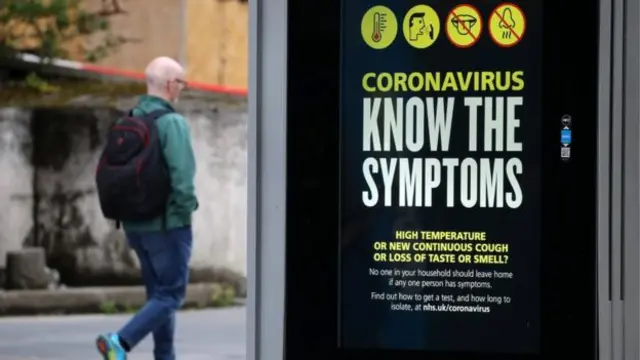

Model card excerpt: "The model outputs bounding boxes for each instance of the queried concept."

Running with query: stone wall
[0,109,33,269]
[0,99,247,287]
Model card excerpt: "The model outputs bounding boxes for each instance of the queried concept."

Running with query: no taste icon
[446,4,483,48]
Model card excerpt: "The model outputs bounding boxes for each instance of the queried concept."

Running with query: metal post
[600,0,640,358]
[598,0,614,357]
[622,0,640,357]
[247,0,288,358]
[610,0,626,355]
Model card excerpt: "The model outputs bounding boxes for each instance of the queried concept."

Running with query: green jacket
[122,95,198,232]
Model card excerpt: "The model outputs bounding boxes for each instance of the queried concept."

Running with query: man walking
[94,56,198,360]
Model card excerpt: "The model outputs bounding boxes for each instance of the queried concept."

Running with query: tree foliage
[0,0,122,63]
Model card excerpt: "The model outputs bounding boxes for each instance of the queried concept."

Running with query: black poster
[338,0,542,353]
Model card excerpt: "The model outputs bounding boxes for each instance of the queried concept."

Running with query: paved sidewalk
[0,307,246,360]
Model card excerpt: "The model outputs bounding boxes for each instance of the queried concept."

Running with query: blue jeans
[118,226,192,360]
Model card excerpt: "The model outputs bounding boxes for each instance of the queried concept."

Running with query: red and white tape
[15,53,248,96]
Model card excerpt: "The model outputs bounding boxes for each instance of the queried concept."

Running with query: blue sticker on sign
[561,129,571,145]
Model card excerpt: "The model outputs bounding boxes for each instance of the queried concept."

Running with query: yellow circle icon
[403,5,440,49]
[488,3,526,47]
[361,6,398,50]
[445,4,482,48]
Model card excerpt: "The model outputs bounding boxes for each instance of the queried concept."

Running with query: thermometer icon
[372,12,382,42]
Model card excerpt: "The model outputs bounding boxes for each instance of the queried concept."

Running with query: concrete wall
[0,109,33,269]
[0,100,247,287]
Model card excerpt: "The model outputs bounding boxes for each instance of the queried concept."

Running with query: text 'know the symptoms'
[362,96,524,209]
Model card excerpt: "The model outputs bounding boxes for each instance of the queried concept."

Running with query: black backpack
[95,109,172,227]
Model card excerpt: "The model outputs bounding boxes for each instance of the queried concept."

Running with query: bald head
[144,57,186,102]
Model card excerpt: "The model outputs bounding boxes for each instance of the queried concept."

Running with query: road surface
[0,306,246,360]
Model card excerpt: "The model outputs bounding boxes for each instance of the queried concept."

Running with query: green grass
[98,285,237,315]
[98,300,140,314]
[0,74,146,107]
[98,300,118,314]
[0,71,247,108]
[209,285,236,307]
